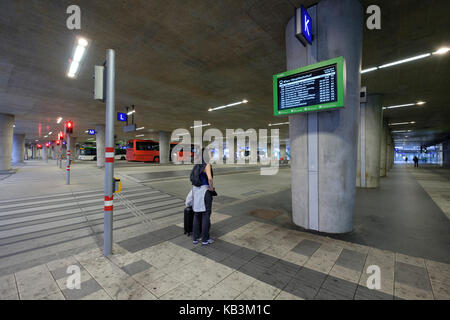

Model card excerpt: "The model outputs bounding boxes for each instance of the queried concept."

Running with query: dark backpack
[190,164,206,187]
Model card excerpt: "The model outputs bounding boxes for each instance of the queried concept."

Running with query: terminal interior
[0,0,449,300]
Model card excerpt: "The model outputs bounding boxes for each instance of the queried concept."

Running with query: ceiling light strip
[361,47,449,74]
[208,100,248,112]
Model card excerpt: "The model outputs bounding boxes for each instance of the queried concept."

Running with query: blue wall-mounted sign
[117,112,127,122]
[88,129,96,135]
[295,5,313,46]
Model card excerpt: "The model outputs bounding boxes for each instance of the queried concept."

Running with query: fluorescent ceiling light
[389,121,415,126]
[67,37,89,79]
[190,123,211,129]
[68,61,79,77]
[78,38,88,47]
[433,47,449,55]
[136,127,145,131]
[136,134,145,137]
[383,101,425,110]
[208,100,248,112]
[127,110,136,115]
[392,130,412,133]
[268,122,290,127]
[73,46,86,63]
[361,67,378,73]
[85,130,89,133]
[13,124,16,128]
[44,135,48,138]
[379,53,431,69]
[48,132,53,135]
[57,117,63,124]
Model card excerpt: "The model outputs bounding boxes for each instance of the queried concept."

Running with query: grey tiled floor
[1,215,449,300]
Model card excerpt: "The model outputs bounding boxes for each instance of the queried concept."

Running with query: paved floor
[0,160,449,300]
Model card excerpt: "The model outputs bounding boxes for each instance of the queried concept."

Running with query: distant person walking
[413,156,419,168]
[405,157,408,163]
[189,148,216,246]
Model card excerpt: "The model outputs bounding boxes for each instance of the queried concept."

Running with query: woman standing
[191,149,215,245]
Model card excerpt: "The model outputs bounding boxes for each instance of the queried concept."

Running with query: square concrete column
[0,113,15,172]
[288,0,363,233]
[96,125,105,167]
[69,137,77,162]
[159,131,170,164]
[380,120,388,177]
[12,133,25,163]
[42,146,48,162]
[357,94,383,188]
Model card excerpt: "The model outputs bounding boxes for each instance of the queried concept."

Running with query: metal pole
[66,135,71,184]
[104,49,115,256]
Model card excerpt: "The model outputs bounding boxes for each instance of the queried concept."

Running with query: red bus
[126,139,200,163]
[126,139,159,162]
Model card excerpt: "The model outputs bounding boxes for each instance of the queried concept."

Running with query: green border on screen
[273,56,345,116]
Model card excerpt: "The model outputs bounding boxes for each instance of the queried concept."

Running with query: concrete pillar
[357,94,383,188]
[12,133,25,163]
[0,113,14,172]
[288,0,363,233]
[380,120,388,177]
[69,137,77,162]
[96,125,105,167]
[159,131,170,164]
[389,135,394,169]
[42,146,48,162]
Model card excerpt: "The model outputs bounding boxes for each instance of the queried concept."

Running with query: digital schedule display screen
[278,64,337,109]
[273,56,344,115]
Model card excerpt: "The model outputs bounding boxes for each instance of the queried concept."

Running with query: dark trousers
[193,191,213,243]
[414,162,419,167]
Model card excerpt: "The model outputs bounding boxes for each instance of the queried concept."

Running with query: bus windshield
[80,148,96,156]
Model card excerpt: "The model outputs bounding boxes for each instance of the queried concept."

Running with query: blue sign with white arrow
[295,5,313,46]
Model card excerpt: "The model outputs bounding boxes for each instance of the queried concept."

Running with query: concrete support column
[96,125,105,167]
[357,94,383,188]
[0,113,14,172]
[380,120,388,177]
[69,137,77,162]
[12,133,25,163]
[42,146,48,162]
[159,131,170,164]
[288,0,363,233]
[388,134,394,170]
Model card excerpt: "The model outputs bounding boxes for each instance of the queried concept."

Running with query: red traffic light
[37,144,42,149]
[65,121,74,134]
[58,131,64,140]
[56,140,61,145]
[45,143,50,148]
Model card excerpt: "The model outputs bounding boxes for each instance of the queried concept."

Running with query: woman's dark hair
[201,147,211,164]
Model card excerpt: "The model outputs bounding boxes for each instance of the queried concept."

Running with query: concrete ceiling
[0,0,449,147]
[360,0,450,147]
